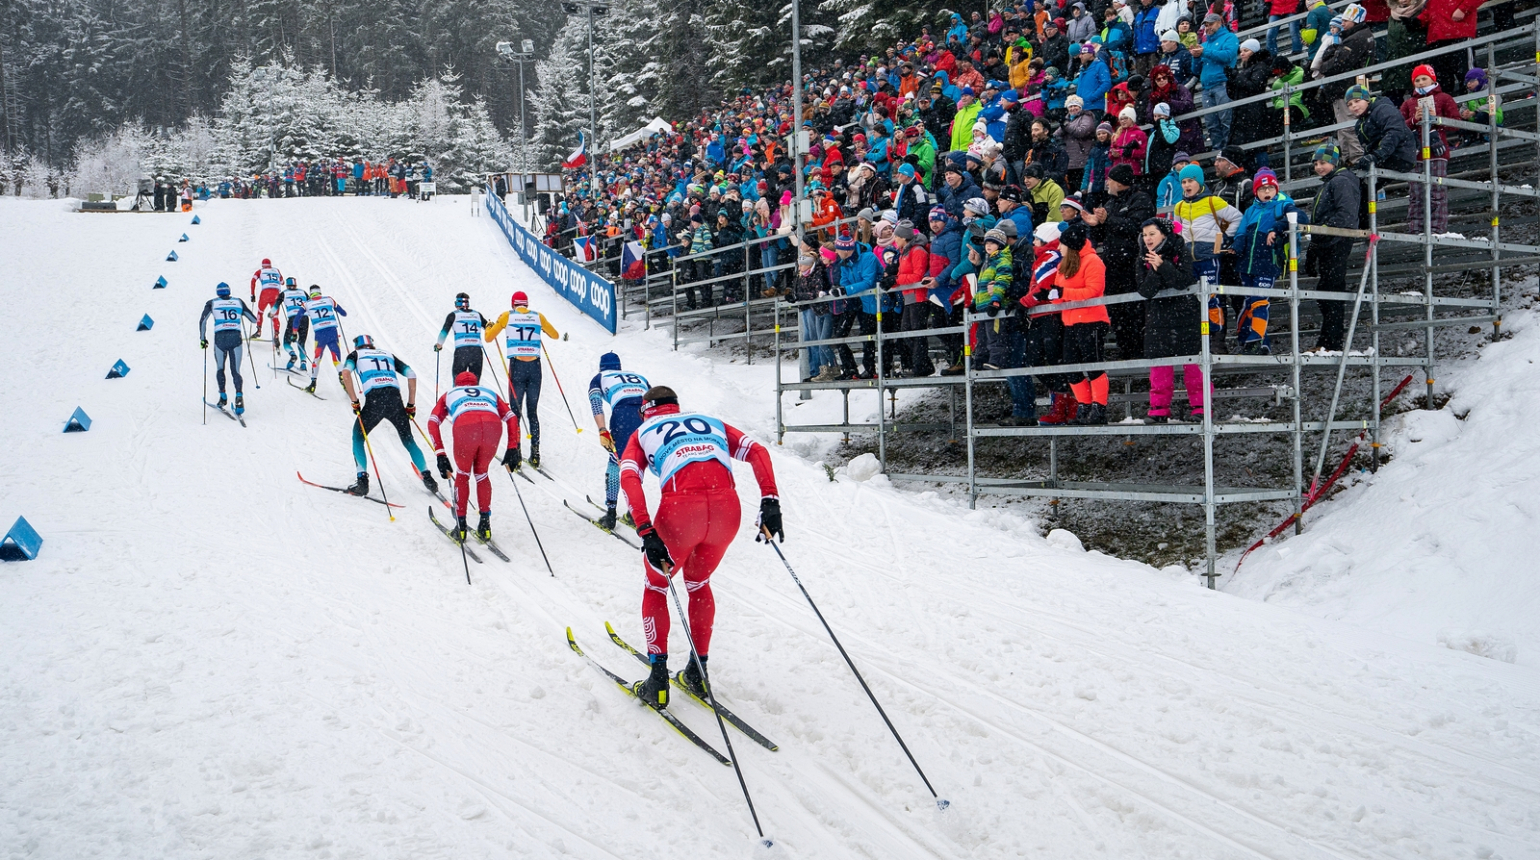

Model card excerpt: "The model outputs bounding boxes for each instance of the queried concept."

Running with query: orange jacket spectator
[1054,244,1110,325]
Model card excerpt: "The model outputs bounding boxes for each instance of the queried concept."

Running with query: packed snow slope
[3,195,1539,860]
[1228,298,1540,667]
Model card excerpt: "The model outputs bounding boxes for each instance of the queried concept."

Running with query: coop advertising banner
[485,186,616,334]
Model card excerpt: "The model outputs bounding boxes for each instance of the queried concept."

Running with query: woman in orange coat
[1053,222,1111,425]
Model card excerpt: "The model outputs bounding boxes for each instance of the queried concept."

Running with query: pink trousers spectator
[1149,365,1207,417]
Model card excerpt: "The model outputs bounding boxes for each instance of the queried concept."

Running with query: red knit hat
[1411,64,1437,83]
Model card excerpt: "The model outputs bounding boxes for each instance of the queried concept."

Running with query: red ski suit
[619,403,778,657]
[251,267,282,338]
[428,386,521,517]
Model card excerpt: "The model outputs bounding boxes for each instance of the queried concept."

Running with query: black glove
[351,400,361,415]
[405,402,416,418]
[200,339,208,349]
[433,343,442,352]
[757,498,783,543]
[1356,154,1375,168]
[503,447,522,470]
[987,301,1001,317]
[639,526,674,571]
[436,453,453,479]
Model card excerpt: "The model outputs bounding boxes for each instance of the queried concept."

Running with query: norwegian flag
[562,132,588,170]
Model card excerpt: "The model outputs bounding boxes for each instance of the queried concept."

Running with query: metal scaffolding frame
[593,22,1540,587]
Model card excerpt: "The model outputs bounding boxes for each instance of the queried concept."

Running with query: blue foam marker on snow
[137,314,154,331]
[64,407,92,432]
[166,250,178,262]
[106,359,130,379]
[179,233,189,242]
[154,275,167,289]
[0,517,43,561]
[191,214,201,224]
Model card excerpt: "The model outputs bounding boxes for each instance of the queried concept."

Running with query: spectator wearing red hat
[1400,64,1461,234]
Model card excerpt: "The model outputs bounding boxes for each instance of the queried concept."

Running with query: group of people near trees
[548,0,1507,425]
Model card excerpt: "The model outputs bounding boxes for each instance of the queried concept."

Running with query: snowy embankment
[2,195,1538,859]
[1229,294,1540,667]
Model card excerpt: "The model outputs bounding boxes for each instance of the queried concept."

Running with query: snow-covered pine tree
[528,17,589,170]
[816,0,954,54]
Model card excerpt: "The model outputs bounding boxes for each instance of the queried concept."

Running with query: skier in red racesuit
[618,385,783,709]
[427,371,522,542]
[249,259,284,341]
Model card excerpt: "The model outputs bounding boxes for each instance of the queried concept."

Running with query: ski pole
[450,474,471,585]
[356,411,393,522]
[202,341,208,425]
[241,319,261,390]
[760,530,948,810]
[540,343,583,434]
[480,345,510,402]
[504,467,554,575]
[661,570,770,846]
[434,347,441,402]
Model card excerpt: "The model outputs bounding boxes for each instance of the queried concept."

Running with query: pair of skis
[564,496,640,549]
[286,377,324,399]
[204,399,247,427]
[426,505,511,563]
[567,625,778,764]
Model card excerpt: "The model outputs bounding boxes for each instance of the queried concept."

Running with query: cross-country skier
[427,371,521,541]
[588,352,649,531]
[483,291,560,467]
[273,277,310,371]
[302,285,348,393]
[338,335,439,497]
[619,385,784,709]
[249,258,284,342]
[199,282,259,415]
[434,292,489,381]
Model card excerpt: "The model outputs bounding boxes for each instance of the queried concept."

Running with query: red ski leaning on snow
[618,385,783,709]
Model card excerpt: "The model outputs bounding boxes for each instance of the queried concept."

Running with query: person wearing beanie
[1049,223,1111,424]
[1172,162,1241,353]
[1349,84,1416,175]
[1155,150,1191,208]
[1085,159,1154,358]
[790,246,838,382]
[1073,40,1111,114]
[483,292,561,468]
[1231,168,1306,354]
[1400,63,1462,234]
[1057,94,1098,192]
[892,221,935,378]
[1023,161,1067,225]
[973,229,1030,420]
[1134,215,1206,422]
[1111,105,1148,179]
[1014,220,1076,424]
[927,206,970,375]
[1458,68,1504,130]
[1229,37,1276,151]
[1318,5,1376,162]
[1306,144,1361,352]
[831,234,883,379]
[1081,120,1114,197]
[1300,0,1334,49]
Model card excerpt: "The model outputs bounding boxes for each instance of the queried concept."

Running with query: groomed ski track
[2,195,1538,859]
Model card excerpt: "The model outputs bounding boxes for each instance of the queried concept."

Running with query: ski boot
[451,515,469,542]
[528,441,541,469]
[233,393,245,415]
[621,511,635,529]
[216,392,228,408]
[475,512,492,542]
[420,470,440,494]
[285,353,297,371]
[598,506,618,532]
[345,472,370,496]
[679,655,709,700]
[304,378,317,393]
[634,656,670,709]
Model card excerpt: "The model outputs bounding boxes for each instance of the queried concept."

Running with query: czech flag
[573,235,598,262]
[562,132,588,170]
[622,241,646,280]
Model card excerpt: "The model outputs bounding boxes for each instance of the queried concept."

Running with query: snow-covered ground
[3,195,1538,859]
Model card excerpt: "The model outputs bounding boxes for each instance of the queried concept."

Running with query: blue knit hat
[599,351,622,371]
[1344,84,1372,103]
[1179,163,1206,186]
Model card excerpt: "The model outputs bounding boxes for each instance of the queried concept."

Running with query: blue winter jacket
[1133,6,1162,55]
[1198,28,1238,89]
[1075,59,1112,112]
[836,249,884,314]
[1234,194,1308,277]
[928,218,966,304]
[1001,205,1034,243]
[936,174,985,219]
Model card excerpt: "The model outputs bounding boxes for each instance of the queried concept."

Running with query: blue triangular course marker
[0,516,43,561]
[191,215,201,224]
[106,359,130,379]
[154,275,167,289]
[64,406,92,433]
[166,250,178,262]
[137,314,154,331]
[179,233,189,242]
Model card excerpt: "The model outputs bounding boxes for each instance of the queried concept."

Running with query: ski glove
[200,339,208,349]
[756,498,783,543]
[503,447,522,470]
[987,301,1002,317]
[351,400,362,415]
[433,343,442,352]
[639,526,674,571]
[405,402,416,418]
[600,429,615,452]
[436,453,453,479]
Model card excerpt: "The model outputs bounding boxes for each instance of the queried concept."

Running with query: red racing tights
[643,487,741,658]
[451,413,502,516]
[256,287,281,337]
